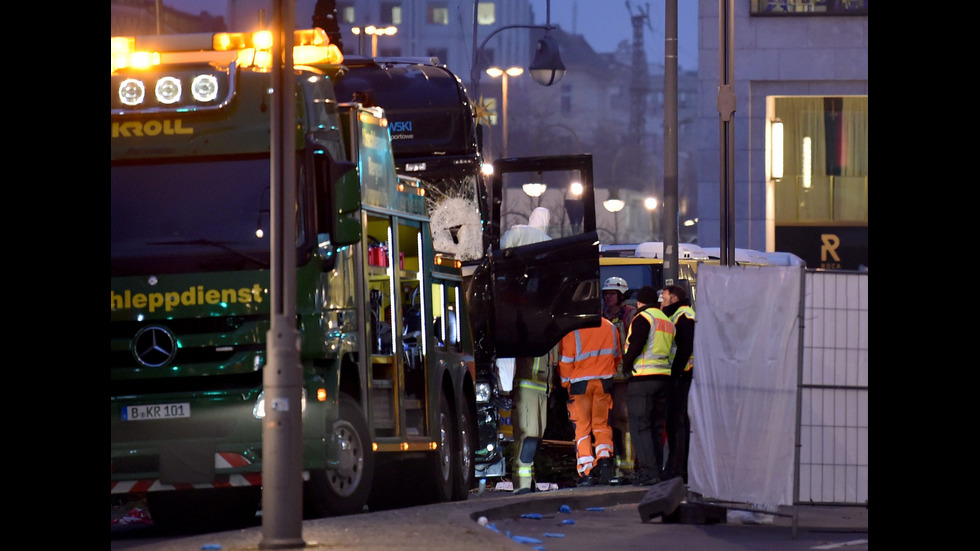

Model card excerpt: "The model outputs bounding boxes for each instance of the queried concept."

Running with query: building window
[751,0,867,16]
[770,96,868,223]
[560,84,572,115]
[427,48,449,66]
[381,3,402,25]
[337,3,355,24]
[428,2,449,25]
[477,2,496,25]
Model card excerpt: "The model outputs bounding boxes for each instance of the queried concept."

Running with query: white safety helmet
[602,276,629,295]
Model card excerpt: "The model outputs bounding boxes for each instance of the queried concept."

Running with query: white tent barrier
[687,259,868,525]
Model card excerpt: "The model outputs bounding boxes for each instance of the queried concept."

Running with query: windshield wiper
[149,238,268,268]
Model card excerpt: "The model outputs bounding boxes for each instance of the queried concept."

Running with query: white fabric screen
[687,260,803,508]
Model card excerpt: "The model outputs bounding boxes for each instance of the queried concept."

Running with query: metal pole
[472,0,479,94]
[791,265,807,539]
[718,0,736,266]
[502,74,509,156]
[663,0,679,286]
[261,0,305,547]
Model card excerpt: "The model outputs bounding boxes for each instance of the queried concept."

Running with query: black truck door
[487,154,601,357]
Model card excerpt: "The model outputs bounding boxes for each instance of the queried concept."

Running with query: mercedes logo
[132,325,177,367]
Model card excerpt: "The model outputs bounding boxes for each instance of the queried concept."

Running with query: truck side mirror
[317,151,361,246]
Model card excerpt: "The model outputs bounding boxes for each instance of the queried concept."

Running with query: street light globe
[481,163,494,176]
[569,181,583,196]
[603,199,625,213]
[523,183,547,198]
[644,197,658,210]
[528,36,565,86]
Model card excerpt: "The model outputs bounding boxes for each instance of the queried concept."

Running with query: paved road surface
[111,484,868,551]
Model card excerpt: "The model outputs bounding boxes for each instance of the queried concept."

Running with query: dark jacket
[661,300,695,379]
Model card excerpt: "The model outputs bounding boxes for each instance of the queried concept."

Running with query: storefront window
[770,96,868,223]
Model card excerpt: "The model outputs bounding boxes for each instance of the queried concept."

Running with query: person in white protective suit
[497,207,556,494]
[496,207,554,393]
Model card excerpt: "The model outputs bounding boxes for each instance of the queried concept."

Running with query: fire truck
[110,27,599,529]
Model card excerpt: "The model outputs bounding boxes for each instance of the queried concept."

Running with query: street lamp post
[485,66,522,157]
[603,192,625,244]
[565,181,584,234]
[645,196,659,241]
[470,0,564,105]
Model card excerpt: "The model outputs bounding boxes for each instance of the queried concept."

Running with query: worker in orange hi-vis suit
[558,316,622,486]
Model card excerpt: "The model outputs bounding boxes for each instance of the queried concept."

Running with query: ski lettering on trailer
[111,119,193,138]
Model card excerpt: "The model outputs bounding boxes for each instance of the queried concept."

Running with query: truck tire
[304,393,374,518]
[426,391,455,503]
[451,395,477,501]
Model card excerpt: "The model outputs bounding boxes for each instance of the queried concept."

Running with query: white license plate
[122,403,191,421]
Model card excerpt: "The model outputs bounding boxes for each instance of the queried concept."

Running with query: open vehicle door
[486,154,601,357]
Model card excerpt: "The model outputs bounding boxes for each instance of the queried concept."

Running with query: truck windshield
[111,155,293,276]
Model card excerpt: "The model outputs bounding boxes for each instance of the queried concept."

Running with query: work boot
[576,474,597,487]
[630,468,660,486]
[595,457,613,485]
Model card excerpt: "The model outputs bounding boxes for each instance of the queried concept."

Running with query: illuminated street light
[603,190,625,244]
[603,198,625,213]
[565,181,585,232]
[523,182,547,198]
[523,182,547,209]
[485,66,523,156]
[351,25,398,57]
[644,197,659,210]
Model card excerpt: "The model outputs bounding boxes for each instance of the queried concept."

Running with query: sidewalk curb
[469,485,648,522]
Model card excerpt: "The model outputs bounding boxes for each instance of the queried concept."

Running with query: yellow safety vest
[669,305,695,373]
[627,308,674,376]
[515,347,556,394]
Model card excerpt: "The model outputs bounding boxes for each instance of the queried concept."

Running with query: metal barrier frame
[793,269,868,536]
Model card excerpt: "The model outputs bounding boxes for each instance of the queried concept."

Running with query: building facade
[111,1,867,264]
[695,0,868,269]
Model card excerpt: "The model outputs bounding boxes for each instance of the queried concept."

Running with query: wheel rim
[328,419,364,497]
[439,410,452,481]
[459,408,472,481]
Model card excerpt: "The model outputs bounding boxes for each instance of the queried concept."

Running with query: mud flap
[160,440,215,484]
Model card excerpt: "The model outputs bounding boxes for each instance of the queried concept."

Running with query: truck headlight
[155,76,182,104]
[476,382,491,404]
[253,388,307,419]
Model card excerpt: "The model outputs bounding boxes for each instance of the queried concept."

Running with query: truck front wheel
[451,395,477,501]
[304,393,374,517]
[426,391,456,503]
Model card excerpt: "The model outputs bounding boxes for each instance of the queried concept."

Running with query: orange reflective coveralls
[557,317,622,478]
